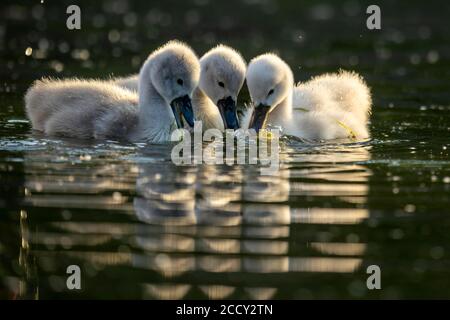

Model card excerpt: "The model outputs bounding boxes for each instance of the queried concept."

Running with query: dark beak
[248,104,271,133]
[217,96,239,129]
[170,95,194,128]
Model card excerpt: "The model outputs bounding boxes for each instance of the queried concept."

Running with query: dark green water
[1,0,449,299]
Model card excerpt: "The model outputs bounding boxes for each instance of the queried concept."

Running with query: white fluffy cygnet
[25,41,200,142]
[242,53,372,141]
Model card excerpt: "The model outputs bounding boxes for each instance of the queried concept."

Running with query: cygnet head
[246,53,293,132]
[199,45,246,129]
[140,40,200,128]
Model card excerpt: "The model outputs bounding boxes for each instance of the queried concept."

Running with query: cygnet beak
[170,95,195,128]
[217,96,239,129]
[248,103,271,133]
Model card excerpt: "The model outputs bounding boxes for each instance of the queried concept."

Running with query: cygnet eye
[177,79,183,86]
[218,81,225,88]
[268,89,274,96]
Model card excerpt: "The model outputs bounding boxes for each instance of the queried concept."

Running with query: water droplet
[79,154,92,161]
[108,29,121,43]
[426,50,439,64]
[430,246,444,259]
[390,228,404,240]
[112,192,123,202]
[25,47,33,56]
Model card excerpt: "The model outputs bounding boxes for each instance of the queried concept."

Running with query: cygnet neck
[139,61,174,128]
[135,62,175,141]
[267,90,293,126]
[192,87,224,130]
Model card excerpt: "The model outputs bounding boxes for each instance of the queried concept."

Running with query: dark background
[1,0,449,111]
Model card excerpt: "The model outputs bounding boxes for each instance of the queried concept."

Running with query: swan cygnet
[114,45,246,130]
[242,53,372,141]
[25,41,200,142]
[194,45,246,130]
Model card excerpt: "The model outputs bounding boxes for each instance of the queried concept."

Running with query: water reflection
[131,141,370,299]
[12,140,371,299]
